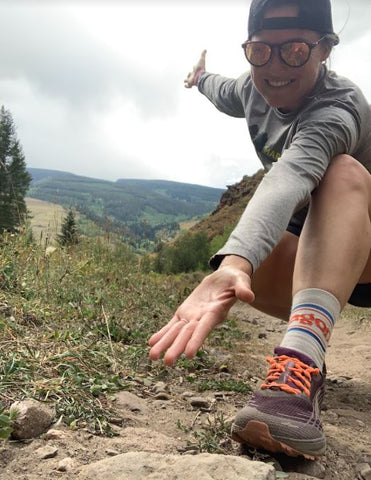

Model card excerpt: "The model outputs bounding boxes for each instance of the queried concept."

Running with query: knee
[317,154,370,198]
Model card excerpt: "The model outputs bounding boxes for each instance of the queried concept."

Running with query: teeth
[268,80,291,87]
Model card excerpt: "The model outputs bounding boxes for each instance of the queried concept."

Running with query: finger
[163,321,196,366]
[184,312,218,359]
[149,319,188,361]
[148,316,178,347]
[199,49,207,66]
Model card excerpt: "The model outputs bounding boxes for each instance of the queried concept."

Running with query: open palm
[149,266,254,366]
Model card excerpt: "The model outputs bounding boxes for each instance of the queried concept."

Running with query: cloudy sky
[0,0,370,188]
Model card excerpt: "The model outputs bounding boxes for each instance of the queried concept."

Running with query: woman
[149,0,371,459]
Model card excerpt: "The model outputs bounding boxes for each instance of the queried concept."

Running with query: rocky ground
[0,303,370,480]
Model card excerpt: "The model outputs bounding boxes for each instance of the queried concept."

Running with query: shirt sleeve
[197,72,247,118]
[210,106,360,272]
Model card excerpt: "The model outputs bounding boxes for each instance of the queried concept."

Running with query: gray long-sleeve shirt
[198,66,371,272]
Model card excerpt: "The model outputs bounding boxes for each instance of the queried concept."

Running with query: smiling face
[250,4,331,111]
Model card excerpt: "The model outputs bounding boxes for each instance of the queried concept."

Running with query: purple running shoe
[231,347,325,459]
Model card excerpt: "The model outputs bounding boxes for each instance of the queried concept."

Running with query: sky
[0,0,370,189]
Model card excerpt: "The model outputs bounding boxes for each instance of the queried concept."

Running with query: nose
[269,46,285,67]
[265,46,291,71]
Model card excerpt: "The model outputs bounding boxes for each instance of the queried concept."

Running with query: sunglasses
[241,36,326,67]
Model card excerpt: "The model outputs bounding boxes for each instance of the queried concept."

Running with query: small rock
[266,327,276,332]
[189,397,213,410]
[10,399,55,440]
[106,449,120,457]
[57,457,75,472]
[356,420,366,428]
[278,456,325,479]
[142,378,153,387]
[35,446,58,460]
[153,381,167,393]
[114,391,149,414]
[44,428,67,440]
[258,332,267,339]
[153,392,171,401]
[323,411,338,424]
[181,391,195,399]
[108,417,124,426]
[357,463,371,480]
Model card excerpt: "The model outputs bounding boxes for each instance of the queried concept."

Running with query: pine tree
[0,106,31,232]
[58,208,79,246]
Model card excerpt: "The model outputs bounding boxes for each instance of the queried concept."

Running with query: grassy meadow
[0,228,212,436]
[26,197,66,243]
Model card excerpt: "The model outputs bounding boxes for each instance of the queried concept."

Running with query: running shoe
[231,347,326,459]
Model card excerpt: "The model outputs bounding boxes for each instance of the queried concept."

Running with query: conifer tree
[0,106,31,232]
[58,208,79,246]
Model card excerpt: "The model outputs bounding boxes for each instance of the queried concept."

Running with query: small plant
[0,404,19,440]
[178,412,233,454]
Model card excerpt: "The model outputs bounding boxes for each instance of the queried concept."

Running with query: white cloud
[0,1,369,188]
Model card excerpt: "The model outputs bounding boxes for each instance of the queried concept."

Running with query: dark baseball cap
[248,0,339,44]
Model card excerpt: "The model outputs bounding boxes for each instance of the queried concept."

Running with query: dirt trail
[0,303,370,480]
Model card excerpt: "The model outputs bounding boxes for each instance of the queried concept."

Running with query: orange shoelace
[261,355,320,396]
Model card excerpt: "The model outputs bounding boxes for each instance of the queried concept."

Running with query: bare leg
[293,155,371,307]
[251,155,371,318]
[251,231,297,320]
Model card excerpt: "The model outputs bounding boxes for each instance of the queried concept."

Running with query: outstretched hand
[184,50,207,88]
[148,265,254,366]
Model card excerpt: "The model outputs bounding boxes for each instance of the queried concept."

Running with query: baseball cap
[248,0,339,44]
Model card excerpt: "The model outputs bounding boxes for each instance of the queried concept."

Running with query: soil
[0,303,370,480]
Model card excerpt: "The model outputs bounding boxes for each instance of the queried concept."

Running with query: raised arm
[184,50,207,89]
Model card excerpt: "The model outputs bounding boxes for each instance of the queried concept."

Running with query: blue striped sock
[280,288,341,370]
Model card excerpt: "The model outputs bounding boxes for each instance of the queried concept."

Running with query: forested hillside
[27,168,225,247]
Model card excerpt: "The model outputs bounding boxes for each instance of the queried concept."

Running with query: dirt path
[0,303,370,479]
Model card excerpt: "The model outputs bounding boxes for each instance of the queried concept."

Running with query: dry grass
[26,197,66,243]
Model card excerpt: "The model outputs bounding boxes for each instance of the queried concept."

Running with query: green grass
[177,412,233,454]
[0,230,253,439]
[0,231,208,436]
[0,229,241,437]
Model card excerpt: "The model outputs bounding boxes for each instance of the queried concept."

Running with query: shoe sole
[231,420,322,460]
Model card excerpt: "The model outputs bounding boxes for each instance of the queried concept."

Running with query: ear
[320,40,333,62]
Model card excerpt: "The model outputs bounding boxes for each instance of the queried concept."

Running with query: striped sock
[280,288,341,370]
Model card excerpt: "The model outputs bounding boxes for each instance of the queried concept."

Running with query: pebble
[35,446,58,460]
[357,463,371,480]
[10,399,55,440]
[105,449,120,457]
[114,391,149,414]
[153,381,167,393]
[181,391,195,399]
[153,392,171,401]
[57,457,75,472]
[188,397,213,410]
[44,428,67,440]
[277,456,326,479]
[356,420,366,428]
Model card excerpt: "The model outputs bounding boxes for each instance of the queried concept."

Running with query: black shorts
[287,220,371,308]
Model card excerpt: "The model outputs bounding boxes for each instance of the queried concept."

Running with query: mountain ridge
[27,167,225,246]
